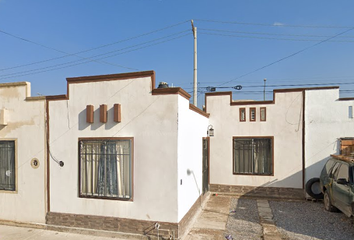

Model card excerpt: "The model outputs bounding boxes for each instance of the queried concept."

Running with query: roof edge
[189,104,209,118]
[152,87,191,100]
[66,70,155,84]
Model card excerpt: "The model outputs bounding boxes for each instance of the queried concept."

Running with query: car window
[330,162,340,178]
[336,164,349,182]
[325,159,335,173]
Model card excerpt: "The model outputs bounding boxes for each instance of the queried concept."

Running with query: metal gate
[202,138,209,194]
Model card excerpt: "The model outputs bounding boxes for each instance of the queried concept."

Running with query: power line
[0,29,69,54]
[200,32,354,43]
[199,28,354,39]
[179,75,354,90]
[0,32,190,80]
[259,75,354,82]
[0,20,189,72]
[0,30,189,79]
[198,28,354,43]
[184,81,354,90]
[246,82,354,88]
[218,26,354,86]
[0,29,137,71]
[195,19,353,29]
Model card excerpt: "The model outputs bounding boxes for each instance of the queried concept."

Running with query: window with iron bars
[233,137,273,175]
[79,138,132,200]
[0,141,15,191]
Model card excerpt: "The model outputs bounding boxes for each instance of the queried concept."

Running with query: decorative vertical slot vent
[86,105,94,123]
[100,104,107,123]
[239,108,246,122]
[114,104,121,123]
[0,108,8,126]
[250,108,256,121]
[260,107,266,121]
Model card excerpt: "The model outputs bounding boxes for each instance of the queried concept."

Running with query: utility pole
[191,20,197,106]
[263,78,267,101]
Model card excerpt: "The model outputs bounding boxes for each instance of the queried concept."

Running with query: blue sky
[1,0,354,107]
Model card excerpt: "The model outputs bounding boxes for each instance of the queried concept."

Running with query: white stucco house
[205,89,304,198]
[45,71,209,238]
[205,86,354,198]
[0,82,47,224]
[304,87,354,184]
[1,69,354,238]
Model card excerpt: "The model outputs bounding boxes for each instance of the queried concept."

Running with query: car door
[320,159,336,189]
[332,163,351,217]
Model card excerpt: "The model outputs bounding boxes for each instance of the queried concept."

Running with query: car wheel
[306,177,324,199]
[324,190,337,212]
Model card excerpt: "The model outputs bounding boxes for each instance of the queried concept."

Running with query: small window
[233,137,273,175]
[260,107,266,121]
[349,106,353,119]
[79,138,133,200]
[336,164,349,182]
[324,159,335,174]
[239,108,246,122]
[330,162,341,178]
[250,108,256,121]
[0,141,15,191]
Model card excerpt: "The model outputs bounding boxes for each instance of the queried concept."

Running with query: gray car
[320,155,354,217]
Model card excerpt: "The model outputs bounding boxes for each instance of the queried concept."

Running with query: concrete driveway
[185,195,281,240]
[185,194,354,240]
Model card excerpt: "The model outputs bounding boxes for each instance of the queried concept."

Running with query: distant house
[46,71,209,239]
[0,82,47,224]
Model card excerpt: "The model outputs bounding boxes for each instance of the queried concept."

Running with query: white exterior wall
[0,83,46,223]
[305,88,354,183]
[177,97,208,222]
[49,77,180,223]
[207,91,303,188]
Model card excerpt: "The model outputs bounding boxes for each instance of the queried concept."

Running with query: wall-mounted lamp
[207,125,214,137]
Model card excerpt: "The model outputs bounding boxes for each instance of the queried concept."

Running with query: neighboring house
[304,87,354,184]
[0,82,47,224]
[46,71,209,239]
[205,89,305,197]
[205,87,354,198]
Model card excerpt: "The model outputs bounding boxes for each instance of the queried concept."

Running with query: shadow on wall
[304,156,331,180]
[78,107,116,131]
[78,109,89,131]
[265,155,332,189]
